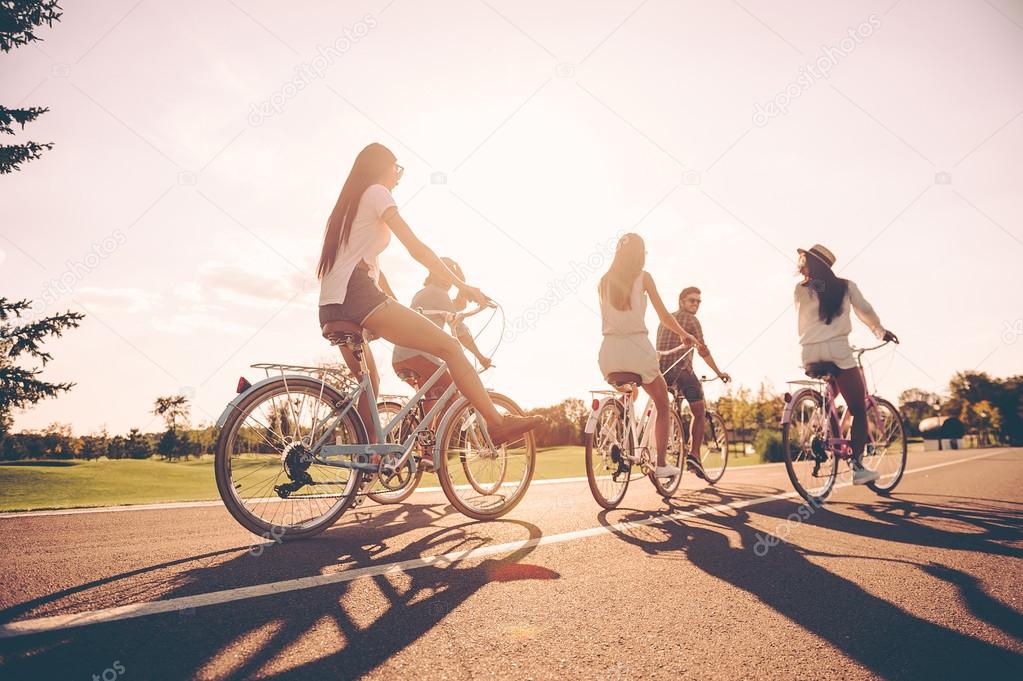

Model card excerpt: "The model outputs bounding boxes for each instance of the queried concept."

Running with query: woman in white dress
[598,233,699,478]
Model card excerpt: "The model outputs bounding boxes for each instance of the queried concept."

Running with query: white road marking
[0,448,1009,639]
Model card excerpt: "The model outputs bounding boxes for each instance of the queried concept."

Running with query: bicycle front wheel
[700,410,729,484]
[864,398,908,495]
[436,393,536,520]
[214,377,366,540]
[782,391,837,505]
[585,398,632,509]
[650,409,686,498]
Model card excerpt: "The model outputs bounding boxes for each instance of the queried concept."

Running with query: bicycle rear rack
[250,362,359,395]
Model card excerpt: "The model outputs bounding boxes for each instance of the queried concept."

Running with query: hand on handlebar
[882,330,900,344]
[458,283,494,309]
[718,372,732,384]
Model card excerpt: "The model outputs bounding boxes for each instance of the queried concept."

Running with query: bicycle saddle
[606,371,642,391]
[321,320,365,346]
[804,361,841,379]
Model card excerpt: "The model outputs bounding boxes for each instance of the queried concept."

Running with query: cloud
[194,261,317,308]
[74,286,157,314]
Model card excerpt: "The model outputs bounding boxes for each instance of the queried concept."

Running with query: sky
[2,0,1022,435]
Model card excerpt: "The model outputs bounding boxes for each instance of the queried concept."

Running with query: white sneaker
[852,463,879,485]
[654,465,680,479]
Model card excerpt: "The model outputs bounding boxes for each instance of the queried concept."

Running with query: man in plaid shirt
[657,286,731,478]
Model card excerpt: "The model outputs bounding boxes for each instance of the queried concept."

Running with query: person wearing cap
[795,244,899,484]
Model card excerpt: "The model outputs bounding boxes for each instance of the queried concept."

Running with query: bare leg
[642,375,671,467]
[834,368,867,459]
[689,399,706,459]
[338,340,379,444]
[364,302,541,443]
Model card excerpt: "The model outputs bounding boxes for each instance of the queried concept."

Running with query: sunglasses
[395,163,404,176]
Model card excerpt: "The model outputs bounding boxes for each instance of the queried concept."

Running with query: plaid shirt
[657,309,703,377]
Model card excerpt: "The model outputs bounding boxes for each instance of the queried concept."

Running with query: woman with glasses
[317,143,542,446]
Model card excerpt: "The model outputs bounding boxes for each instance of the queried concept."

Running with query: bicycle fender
[429,394,472,459]
[215,374,326,428]
[584,396,616,434]
[780,387,816,426]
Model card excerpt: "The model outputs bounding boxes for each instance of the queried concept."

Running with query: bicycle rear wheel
[214,377,366,540]
[700,410,729,484]
[367,400,425,505]
[435,393,536,520]
[650,409,686,498]
[864,398,908,495]
[782,391,837,505]
[585,399,632,509]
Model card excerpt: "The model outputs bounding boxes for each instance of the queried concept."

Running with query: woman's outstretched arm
[383,208,489,306]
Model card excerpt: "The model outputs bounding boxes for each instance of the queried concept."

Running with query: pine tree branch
[0,105,48,135]
[0,1,63,53]
[0,140,54,173]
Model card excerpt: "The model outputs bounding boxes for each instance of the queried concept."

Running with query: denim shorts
[318,265,390,327]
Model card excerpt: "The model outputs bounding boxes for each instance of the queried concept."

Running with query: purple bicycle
[780,342,907,505]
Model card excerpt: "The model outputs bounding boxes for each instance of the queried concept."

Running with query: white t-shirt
[318,184,396,306]
[794,279,885,345]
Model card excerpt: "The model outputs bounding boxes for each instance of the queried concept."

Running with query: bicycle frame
[312,305,496,474]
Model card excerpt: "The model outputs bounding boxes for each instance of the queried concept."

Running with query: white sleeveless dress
[598,273,661,384]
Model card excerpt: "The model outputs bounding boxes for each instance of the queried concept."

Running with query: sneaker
[852,461,879,485]
[654,465,680,479]
[686,455,706,481]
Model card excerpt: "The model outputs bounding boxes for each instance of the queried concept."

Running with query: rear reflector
[237,376,252,394]
[783,392,792,403]
[591,398,599,411]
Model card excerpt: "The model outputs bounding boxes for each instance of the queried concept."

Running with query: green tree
[153,394,191,459]
[0,298,83,436]
[0,1,62,173]
[124,428,152,459]
[898,388,941,437]
[153,394,190,431]
[80,427,109,460]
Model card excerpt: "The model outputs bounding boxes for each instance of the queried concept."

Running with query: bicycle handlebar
[852,340,892,356]
[656,344,695,357]
[416,302,492,325]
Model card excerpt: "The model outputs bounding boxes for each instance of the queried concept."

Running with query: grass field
[0,445,777,512]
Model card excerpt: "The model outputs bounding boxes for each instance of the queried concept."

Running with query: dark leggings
[829,368,867,459]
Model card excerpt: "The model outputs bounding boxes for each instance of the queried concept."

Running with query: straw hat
[797,244,836,268]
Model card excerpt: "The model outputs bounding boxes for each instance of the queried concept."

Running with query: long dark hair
[599,233,645,311]
[317,143,396,279]
[803,254,848,324]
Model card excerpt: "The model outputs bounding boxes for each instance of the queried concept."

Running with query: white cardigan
[794,280,885,346]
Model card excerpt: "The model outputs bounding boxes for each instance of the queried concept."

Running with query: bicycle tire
[435,392,536,520]
[782,390,837,505]
[650,409,686,498]
[700,410,729,485]
[585,398,632,509]
[865,398,908,495]
[214,377,367,540]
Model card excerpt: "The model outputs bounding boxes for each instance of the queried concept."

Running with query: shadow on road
[1,504,555,680]
[595,482,1023,679]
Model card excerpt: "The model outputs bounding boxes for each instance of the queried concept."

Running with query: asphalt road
[1,447,1021,680]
